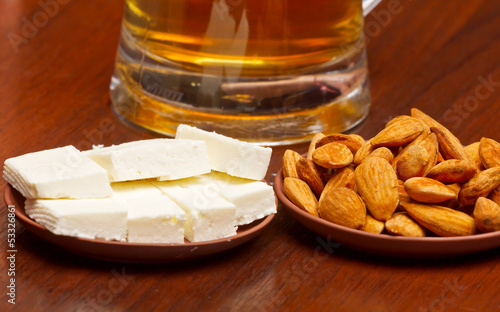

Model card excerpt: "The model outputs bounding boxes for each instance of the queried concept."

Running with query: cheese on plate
[25,198,127,241]
[4,145,112,199]
[84,139,211,182]
[175,124,272,180]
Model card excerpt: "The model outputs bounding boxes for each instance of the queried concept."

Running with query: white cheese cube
[124,196,186,244]
[175,124,272,180]
[83,139,211,182]
[25,198,127,241]
[4,146,112,199]
[153,171,276,225]
[158,186,237,242]
[216,180,276,226]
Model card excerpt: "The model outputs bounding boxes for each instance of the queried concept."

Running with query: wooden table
[1,0,499,311]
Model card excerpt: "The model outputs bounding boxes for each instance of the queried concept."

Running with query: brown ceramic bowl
[274,169,500,257]
[5,185,274,263]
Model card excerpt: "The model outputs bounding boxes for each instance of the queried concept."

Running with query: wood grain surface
[1,0,500,311]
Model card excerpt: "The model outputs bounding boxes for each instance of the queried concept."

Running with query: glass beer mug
[110,0,371,145]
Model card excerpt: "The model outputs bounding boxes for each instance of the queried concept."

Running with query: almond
[318,187,366,229]
[353,140,375,166]
[359,214,385,234]
[392,132,438,174]
[411,108,477,168]
[400,200,477,237]
[458,167,500,206]
[312,142,353,169]
[410,108,440,128]
[385,212,426,237]
[385,115,420,128]
[282,150,302,179]
[371,117,425,147]
[464,142,484,170]
[396,145,429,181]
[348,134,366,147]
[404,177,457,203]
[479,137,500,169]
[320,167,356,201]
[296,158,325,198]
[366,147,394,164]
[307,132,326,160]
[316,134,363,154]
[283,177,319,217]
[418,132,439,174]
[473,197,500,233]
[425,159,477,183]
[430,127,478,169]
[355,157,399,221]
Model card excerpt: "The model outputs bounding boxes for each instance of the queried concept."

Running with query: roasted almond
[316,134,363,154]
[371,117,425,147]
[458,167,500,206]
[312,142,353,169]
[411,108,477,168]
[296,158,325,198]
[318,187,366,229]
[430,127,478,169]
[425,159,477,183]
[396,145,429,181]
[473,197,500,233]
[348,134,366,147]
[479,137,500,169]
[320,167,356,201]
[392,132,438,174]
[355,157,399,221]
[385,212,426,237]
[464,142,484,170]
[410,108,439,127]
[284,177,319,217]
[401,200,477,237]
[366,147,394,164]
[282,149,302,179]
[353,140,375,166]
[307,132,326,160]
[404,177,457,203]
[359,213,385,234]
[385,115,420,129]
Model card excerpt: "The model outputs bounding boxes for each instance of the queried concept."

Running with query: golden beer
[111,0,369,144]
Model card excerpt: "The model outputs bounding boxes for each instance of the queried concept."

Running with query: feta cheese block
[111,180,162,201]
[153,171,276,225]
[3,145,112,199]
[157,186,237,242]
[83,138,211,182]
[24,198,127,241]
[123,196,186,244]
[175,124,272,180]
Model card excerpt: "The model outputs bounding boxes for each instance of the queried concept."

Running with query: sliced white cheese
[4,146,112,199]
[153,171,276,225]
[157,185,237,242]
[175,124,272,180]
[124,196,186,244]
[25,198,127,241]
[83,138,211,182]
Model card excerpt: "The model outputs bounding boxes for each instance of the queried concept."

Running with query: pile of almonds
[282,108,500,237]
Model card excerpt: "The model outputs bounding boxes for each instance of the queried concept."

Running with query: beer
[111,0,370,144]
